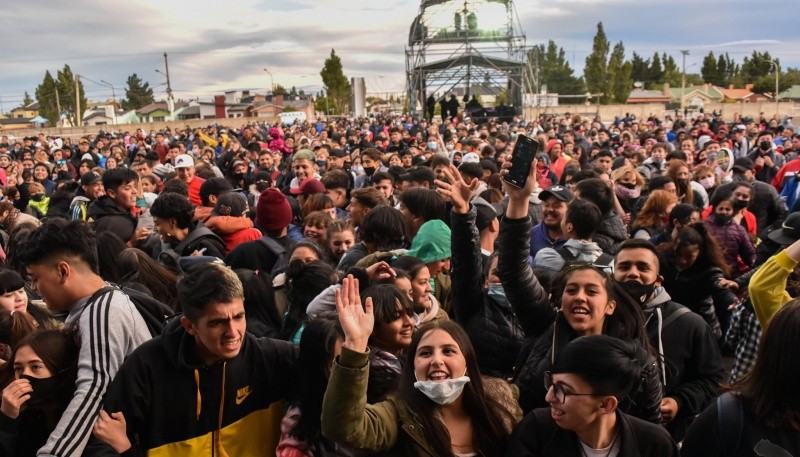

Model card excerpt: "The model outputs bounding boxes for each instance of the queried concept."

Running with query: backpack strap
[716,392,743,456]
[661,305,692,329]
[257,235,286,256]
[554,244,577,262]
[175,226,221,254]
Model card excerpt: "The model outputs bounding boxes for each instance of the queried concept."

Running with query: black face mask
[620,182,636,190]
[363,166,376,176]
[618,281,657,306]
[20,374,62,407]
[714,213,733,225]
[732,199,749,211]
[31,194,45,202]
[760,141,772,151]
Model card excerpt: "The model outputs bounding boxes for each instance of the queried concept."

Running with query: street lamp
[767,59,780,117]
[99,80,118,125]
[263,68,274,96]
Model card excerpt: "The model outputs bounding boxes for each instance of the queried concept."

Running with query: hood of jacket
[561,239,604,260]
[204,215,255,235]
[87,195,134,220]
[407,219,451,263]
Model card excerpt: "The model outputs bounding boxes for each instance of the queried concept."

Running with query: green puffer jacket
[321,347,441,457]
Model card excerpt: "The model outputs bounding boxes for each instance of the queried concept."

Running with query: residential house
[136,102,185,122]
[718,84,769,103]
[779,85,800,101]
[10,102,39,119]
[669,84,724,109]
[0,117,35,130]
[627,89,671,105]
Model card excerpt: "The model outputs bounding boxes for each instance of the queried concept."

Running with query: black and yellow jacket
[102,318,297,456]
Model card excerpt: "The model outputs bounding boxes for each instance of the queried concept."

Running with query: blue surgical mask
[428,141,437,151]
[487,283,510,308]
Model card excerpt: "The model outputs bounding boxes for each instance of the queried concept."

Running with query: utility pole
[75,75,81,127]
[164,52,174,119]
[680,50,689,115]
[55,91,61,126]
[101,80,118,125]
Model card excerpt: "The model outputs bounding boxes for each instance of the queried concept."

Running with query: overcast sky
[1,0,798,110]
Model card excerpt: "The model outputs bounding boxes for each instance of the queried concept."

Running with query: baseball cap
[538,185,573,203]
[80,171,102,186]
[290,178,326,196]
[768,212,800,245]
[174,154,195,169]
[732,157,754,172]
[472,197,498,232]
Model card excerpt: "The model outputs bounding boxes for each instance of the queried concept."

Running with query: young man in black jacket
[94,263,297,455]
[614,239,724,441]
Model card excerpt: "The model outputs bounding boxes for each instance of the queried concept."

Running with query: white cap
[174,154,195,169]
[461,152,480,164]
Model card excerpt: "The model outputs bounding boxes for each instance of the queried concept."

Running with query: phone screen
[503,135,539,188]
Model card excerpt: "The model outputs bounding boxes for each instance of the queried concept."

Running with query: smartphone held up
[502,134,541,188]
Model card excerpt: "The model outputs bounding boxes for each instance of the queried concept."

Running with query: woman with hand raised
[322,276,517,456]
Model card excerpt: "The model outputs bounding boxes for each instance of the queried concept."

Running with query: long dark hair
[116,248,180,311]
[291,315,343,442]
[234,269,281,339]
[397,320,513,457]
[734,300,800,429]
[660,223,731,277]
[280,260,337,341]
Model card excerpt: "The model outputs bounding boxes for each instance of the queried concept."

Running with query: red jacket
[771,158,800,191]
[187,176,205,207]
[204,215,262,253]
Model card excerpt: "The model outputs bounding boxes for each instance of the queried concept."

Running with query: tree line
[531,22,798,104]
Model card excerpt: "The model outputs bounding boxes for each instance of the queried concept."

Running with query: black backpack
[89,285,175,337]
[257,235,290,277]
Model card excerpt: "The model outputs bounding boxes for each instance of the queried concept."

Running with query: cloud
[1,0,799,109]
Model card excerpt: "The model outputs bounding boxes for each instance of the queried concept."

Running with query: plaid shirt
[724,299,762,384]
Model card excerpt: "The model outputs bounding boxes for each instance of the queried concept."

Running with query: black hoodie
[101,318,297,455]
[88,196,137,243]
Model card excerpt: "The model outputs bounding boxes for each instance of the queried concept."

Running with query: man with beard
[529,185,571,260]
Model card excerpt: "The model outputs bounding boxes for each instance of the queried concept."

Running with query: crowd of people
[0,108,798,456]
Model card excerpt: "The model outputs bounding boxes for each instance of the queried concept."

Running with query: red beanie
[545,139,562,154]
[256,188,292,231]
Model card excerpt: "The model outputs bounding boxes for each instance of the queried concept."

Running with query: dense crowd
[0,108,799,456]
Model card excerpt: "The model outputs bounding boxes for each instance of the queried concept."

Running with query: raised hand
[500,158,538,219]
[336,275,374,353]
[0,378,31,419]
[365,261,396,282]
[435,164,477,214]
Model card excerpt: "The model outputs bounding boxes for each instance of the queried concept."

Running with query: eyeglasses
[544,371,604,404]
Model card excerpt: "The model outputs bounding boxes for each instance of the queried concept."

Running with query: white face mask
[699,176,715,189]
[414,372,470,405]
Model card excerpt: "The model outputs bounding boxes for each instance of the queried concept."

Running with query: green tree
[662,53,682,88]
[319,49,351,114]
[741,51,778,84]
[701,52,722,86]
[607,42,632,103]
[584,22,610,102]
[23,92,33,106]
[528,40,584,95]
[273,84,288,96]
[35,71,59,125]
[121,73,155,111]
[649,52,663,85]
[55,65,87,125]
[289,86,298,97]
[630,52,650,85]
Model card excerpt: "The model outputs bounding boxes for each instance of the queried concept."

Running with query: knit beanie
[256,188,292,231]
[545,139,562,154]
[406,219,451,264]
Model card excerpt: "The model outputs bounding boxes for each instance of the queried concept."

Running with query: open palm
[336,275,374,352]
